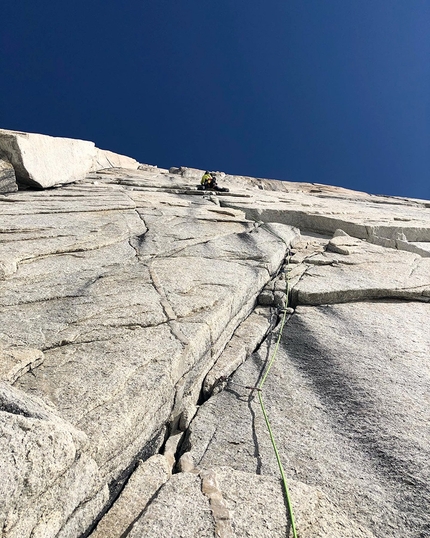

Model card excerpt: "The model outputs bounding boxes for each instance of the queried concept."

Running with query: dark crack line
[40,319,172,352]
[1,292,88,308]
[127,238,139,258]
[4,238,133,276]
[147,262,179,321]
[118,485,164,538]
[248,396,263,475]
[197,424,219,467]
[78,430,165,538]
[407,259,421,280]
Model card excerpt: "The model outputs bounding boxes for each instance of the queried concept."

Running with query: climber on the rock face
[200,171,229,192]
[201,171,215,190]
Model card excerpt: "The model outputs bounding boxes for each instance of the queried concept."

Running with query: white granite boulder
[0,129,140,189]
[0,129,97,188]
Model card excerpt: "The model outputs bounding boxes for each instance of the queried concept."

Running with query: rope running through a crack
[257,251,298,538]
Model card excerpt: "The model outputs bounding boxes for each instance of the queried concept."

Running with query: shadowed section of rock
[182,302,430,538]
[0,157,18,194]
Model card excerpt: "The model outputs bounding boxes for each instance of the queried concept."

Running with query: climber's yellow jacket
[201,172,212,185]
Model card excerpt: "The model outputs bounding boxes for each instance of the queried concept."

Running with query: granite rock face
[1,131,429,537]
[0,157,18,193]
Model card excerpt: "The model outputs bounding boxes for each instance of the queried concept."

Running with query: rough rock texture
[0,346,44,383]
[184,302,430,537]
[1,131,430,537]
[128,466,375,538]
[90,454,172,538]
[0,157,18,193]
[0,382,106,538]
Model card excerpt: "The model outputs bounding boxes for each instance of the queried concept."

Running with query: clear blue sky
[1,1,429,199]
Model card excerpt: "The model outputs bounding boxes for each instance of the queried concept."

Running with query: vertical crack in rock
[126,205,148,258]
[127,237,139,258]
[146,262,191,352]
[289,262,315,307]
[147,262,177,321]
[180,301,293,471]
[88,427,184,537]
[247,324,279,476]
[195,425,219,468]
[248,395,263,475]
[115,486,165,538]
[79,429,166,538]
[406,258,421,280]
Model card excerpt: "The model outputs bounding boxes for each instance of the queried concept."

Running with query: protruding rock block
[0,129,140,189]
[0,129,97,188]
[0,382,104,538]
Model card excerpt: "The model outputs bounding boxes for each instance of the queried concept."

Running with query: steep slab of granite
[1,154,430,537]
[0,175,290,537]
[176,301,430,538]
[111,178,430,537]
[97,200,428,537]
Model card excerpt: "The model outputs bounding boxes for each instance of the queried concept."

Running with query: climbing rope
[257,251,298,538]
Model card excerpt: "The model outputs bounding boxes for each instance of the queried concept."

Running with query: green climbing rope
[257,252,298,538]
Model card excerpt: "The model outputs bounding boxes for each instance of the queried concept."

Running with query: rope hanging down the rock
[257,251,298,538]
